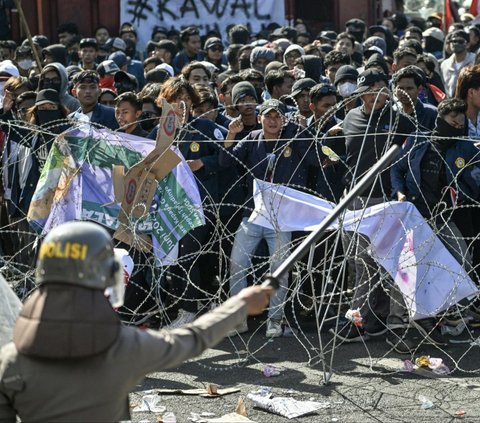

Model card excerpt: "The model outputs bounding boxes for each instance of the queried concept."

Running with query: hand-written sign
[121,0,286,49]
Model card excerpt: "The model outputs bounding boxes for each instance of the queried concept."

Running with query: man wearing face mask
[13,89,70,217]
[38,63,80,112]
[138,94,160,133]
[441,30,475,97]
[12,46,32,77]
[333,64,359,120]
[0,221,272,422]
[97,59,120,91]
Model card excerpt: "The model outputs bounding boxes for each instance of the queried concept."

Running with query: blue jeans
[229,218,291,320]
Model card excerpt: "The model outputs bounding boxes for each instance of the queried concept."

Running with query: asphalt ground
[129,315,480,423]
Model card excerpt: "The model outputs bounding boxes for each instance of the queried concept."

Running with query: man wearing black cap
[345,18,366,43]
[330,68,416,353]
[291,77,316,119]
[152,39,177,66]
[204,37,226,73]
[114,71,138,95]
[69,70,118,130]
[230,81,261,139]
[220,99,316,338]
[334,64,359,118]
[173,27,203,74]
[441,30,476,97]
[79,38,98,71]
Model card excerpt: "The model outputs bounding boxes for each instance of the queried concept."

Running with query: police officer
[0,221,271,422]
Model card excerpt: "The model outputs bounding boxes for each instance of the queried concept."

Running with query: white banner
[249,179,479,320]
[120,0,287,50]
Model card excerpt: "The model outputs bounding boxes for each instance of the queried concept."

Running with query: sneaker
[165,309,196,329]
[386,328,416,354]
[266,319,283,338]
[442,310,473,326]
[329,322,366,343]
[227,319,249,337]
[412,318,446,345]
[365,320,388,337]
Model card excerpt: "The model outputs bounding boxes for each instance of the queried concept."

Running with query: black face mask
[348,29,364,43]
[36,110,64,127]
[140,113,158,131]
[29,75,39,90]
[432,117,465,152]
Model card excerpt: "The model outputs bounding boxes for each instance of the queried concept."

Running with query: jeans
[229,218,291,320]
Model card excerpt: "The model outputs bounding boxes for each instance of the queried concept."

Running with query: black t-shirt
[343,104,415,198]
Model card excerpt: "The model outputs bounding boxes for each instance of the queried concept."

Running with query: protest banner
[120,0,287,49]
[249,179,480,320]
[28,126,204,262]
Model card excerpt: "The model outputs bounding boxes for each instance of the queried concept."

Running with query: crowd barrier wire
[1,88,480,382]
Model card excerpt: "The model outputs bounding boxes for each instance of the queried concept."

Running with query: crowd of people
[1,10,480,357]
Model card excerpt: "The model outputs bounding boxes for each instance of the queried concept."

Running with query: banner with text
[120,0,287,49]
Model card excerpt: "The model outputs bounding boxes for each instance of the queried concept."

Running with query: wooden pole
[13,0,43,71]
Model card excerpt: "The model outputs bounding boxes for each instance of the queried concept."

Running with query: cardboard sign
[113,98,181,251]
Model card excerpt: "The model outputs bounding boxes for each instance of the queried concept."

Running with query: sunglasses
[209,46,223,52]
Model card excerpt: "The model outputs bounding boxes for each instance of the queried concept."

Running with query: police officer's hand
[237,286,273,315]
[397,192,407,201]
[187,159,204,172]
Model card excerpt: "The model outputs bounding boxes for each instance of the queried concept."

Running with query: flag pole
[13,0,43,71]
[262,143,400,289]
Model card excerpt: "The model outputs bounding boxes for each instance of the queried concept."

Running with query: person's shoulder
[192,118,224,139]
[456,139,480,154]
[441,54,454,68]
[422,101,437,113]
[343,106,362,123]
[102,104,116,115]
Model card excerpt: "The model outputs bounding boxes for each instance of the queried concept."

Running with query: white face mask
[338,81,357,98]
[17,59,33,70]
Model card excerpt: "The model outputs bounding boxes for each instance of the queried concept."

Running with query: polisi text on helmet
[39,242,88,261]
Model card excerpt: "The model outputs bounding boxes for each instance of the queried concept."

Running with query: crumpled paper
[131,394,165,413]
[247,394,330,419]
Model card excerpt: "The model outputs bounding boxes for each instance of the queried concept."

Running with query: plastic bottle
[162,411,176,423]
